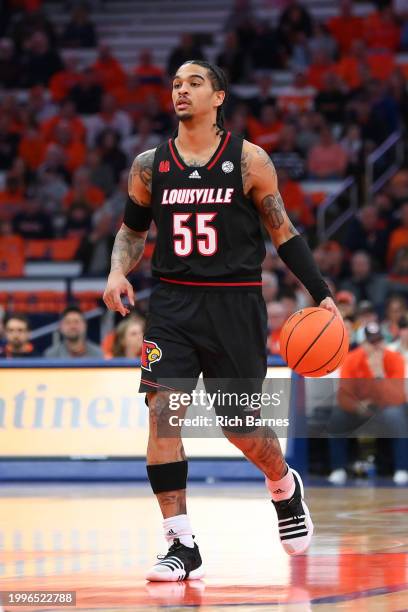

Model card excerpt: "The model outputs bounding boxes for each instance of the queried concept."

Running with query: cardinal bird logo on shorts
[141,339,162,371]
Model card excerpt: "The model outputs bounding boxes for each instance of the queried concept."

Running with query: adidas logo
[167,529,176,536]
[189,170,201,179]
[273,488,285,494]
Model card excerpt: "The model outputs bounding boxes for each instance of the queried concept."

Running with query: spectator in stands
[92,42,126,93]
[271,125,306,180]
[340,251,388,314]
[41,98,86,144]
[38,142,70,184]
[49,54,81,103]
[224,0,257,50]
[274,168,312,230]
[327,322,408,485]
[340,124,364,177]
[63,202,92,238]
[249,20,284,71]
[307,124,348,179]
[18,119,46,172]
[306,49,334,91]
[363,4,400,52]
[388,314,408,363]
[314,72,347,124]
[381,295,407,343]
[308,21,337,62]
[12,189,53,239]
[52,120,86,174]
[0,114,19,171]
[0,170,25,221]
[0,306,5,349]
[327,0,362,54]
[277,1,313,45]
[353,300,379,345]
[335,290,356,319]
[63,167,104,211]
[44,305,103,359]
[96,128,128,183]
[0,38,20,89]
[20,30,63,87]
[62,3,97,49]
[247,104,283,153]
[26,84,57,123]
[84,148,115,197]
[86,92,132,147]
[69,67,103,115]
[10,7,57,55]
[166,33,205,77]
[36,164,68,213]
[387,201,408,268]
[313,240,344,284]
[98,168,127,233]
[110,315,145,358]
[267,301,286,355]
[262,271,279,303]
[277,70,315,117]
[0,313,37,358]
[122,117,160,163]
[133,49,164,87]
[248,75,276,118]
[143,93,172,135]
[217,31,247,84]
[345,205,389,267]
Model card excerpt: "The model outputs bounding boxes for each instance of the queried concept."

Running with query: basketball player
[103,61,339,581]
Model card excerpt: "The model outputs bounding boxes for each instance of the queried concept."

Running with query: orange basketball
[279,307,348,377]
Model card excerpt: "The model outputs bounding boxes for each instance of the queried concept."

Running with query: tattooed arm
[103,148,155,316]
[241,140,298,248]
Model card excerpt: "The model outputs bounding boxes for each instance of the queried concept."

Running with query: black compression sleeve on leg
[277,235,333,304]
[146,460,188,494]
[123,196,152,231]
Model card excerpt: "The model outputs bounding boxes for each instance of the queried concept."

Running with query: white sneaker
[327,468,347,485]
[393,470,408,485]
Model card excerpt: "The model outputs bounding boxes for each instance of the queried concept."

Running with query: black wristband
[277,235,333,304]
[123,196,152,231]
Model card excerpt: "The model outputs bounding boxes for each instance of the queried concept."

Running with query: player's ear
[214,90,225,108]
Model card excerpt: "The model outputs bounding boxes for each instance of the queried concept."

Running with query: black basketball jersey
[150,131,265,285]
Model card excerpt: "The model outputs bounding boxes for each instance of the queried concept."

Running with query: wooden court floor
[0,483,406,611]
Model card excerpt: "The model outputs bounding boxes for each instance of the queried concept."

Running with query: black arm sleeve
[123,196,152,232]
[277,235,333,304]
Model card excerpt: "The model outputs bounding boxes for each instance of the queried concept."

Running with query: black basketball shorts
[139,282,268,422]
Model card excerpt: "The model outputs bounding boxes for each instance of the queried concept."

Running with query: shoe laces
[157,538,182,560]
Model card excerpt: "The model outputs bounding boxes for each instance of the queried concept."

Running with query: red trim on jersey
[140,378,176,391]
[168,138,184,170]
[207,131,231,170]
[160,277,262,287]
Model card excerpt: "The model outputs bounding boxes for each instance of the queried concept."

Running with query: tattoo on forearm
[261,193,285,229]
[129,148,155,195]
[110,225,145,274]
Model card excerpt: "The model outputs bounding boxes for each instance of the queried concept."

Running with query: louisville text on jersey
[161,187,234,205]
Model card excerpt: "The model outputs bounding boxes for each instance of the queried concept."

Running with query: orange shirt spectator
[49,62,81,102]
[63,168,105,211]
[41,114,86,144]
[363,9,400,52]
[306,51,335,91]
[247,106,283,153]
[307,127,348,179]
[339,343,405,411]
[18,127,46,170]
[92,44,126,93]
[280,178,313,228]
[328,12,363,54]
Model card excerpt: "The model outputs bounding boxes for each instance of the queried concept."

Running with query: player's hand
[103,270,135,317]
[319,296,342,320]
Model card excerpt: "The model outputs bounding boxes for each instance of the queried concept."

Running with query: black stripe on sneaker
[165,557,184,569]
[278,514,305,524]
[281,530,309,540]
[158,561,178,570]
[279,524,306,534]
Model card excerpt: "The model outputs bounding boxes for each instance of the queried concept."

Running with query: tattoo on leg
[156,489,187,518]
[226,427,286,480]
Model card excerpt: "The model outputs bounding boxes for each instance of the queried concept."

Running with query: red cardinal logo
[159,160,170,173]
[141,339,162,371]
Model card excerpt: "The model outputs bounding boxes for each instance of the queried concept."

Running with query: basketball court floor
[0,482,406,611]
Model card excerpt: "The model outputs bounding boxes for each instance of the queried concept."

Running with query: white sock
[266,465,295,501]
[163,514,194,548]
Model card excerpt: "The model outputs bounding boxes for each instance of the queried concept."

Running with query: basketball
[279,307,348,377]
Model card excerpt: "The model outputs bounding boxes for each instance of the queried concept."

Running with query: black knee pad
[146,460,188,494]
